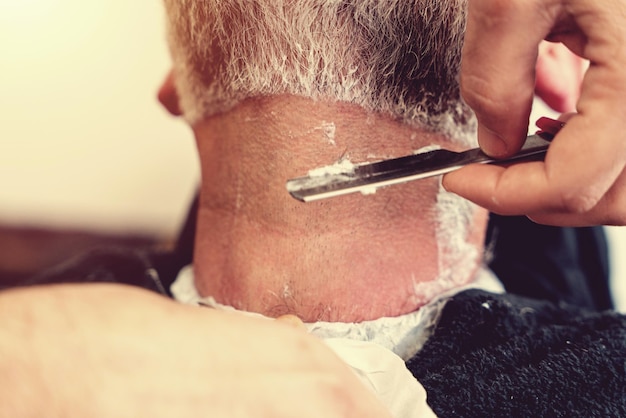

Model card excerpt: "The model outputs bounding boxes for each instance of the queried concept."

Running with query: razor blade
[286,130,556,202]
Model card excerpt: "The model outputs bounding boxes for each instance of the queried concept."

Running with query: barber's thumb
[477,123,510,157]
[476,115,530,158]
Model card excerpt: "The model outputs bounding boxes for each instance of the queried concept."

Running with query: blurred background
[0,0,198,286]
[0,0,624,310]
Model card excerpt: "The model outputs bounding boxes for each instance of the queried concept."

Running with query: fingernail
[478,124,509,157]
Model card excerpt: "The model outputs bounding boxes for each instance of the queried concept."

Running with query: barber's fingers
[525,166,626,226]
[461,0,626,157]
[461,0,554,157]
[535,42,584,113]
[456,0,626,226]
[442,117,626,226]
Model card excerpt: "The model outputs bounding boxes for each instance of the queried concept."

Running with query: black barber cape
[408,289,626,417]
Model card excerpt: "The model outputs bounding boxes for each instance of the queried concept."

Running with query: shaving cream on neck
[409,142,480,304]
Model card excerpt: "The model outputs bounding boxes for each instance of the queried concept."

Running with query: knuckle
[460,75,502,118]
[559,188,602,214]
[461,73,531,121]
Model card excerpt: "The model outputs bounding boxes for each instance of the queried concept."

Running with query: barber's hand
[443,0,626,226]
[0,284,391,418]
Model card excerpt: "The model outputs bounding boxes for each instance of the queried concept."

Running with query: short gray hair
[164,0,475,143]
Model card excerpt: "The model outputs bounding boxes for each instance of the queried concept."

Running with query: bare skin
[191,95,488,322]
[444,0,626,226]
[0,284,392,418]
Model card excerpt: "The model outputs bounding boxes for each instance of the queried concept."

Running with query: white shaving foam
[307,158,355,177]
[412,145,441,155]
[286,158,357,191]
[360,185,378,196]
[411,180,478,304]
[318,121,336,146]
[403,144,480,305]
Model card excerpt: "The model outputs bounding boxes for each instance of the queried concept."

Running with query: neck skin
[191,95,488,322]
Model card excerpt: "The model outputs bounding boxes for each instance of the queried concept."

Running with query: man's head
[158,1,583,321]
[164,0,474,144]
[159,0,486,321]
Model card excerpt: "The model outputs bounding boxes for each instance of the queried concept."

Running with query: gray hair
[164,0,475,143]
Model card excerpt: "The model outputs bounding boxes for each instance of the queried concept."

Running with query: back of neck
[191,95,487,322]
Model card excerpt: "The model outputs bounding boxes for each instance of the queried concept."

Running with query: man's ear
[158,69,183,116]
[535,41,586,113]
